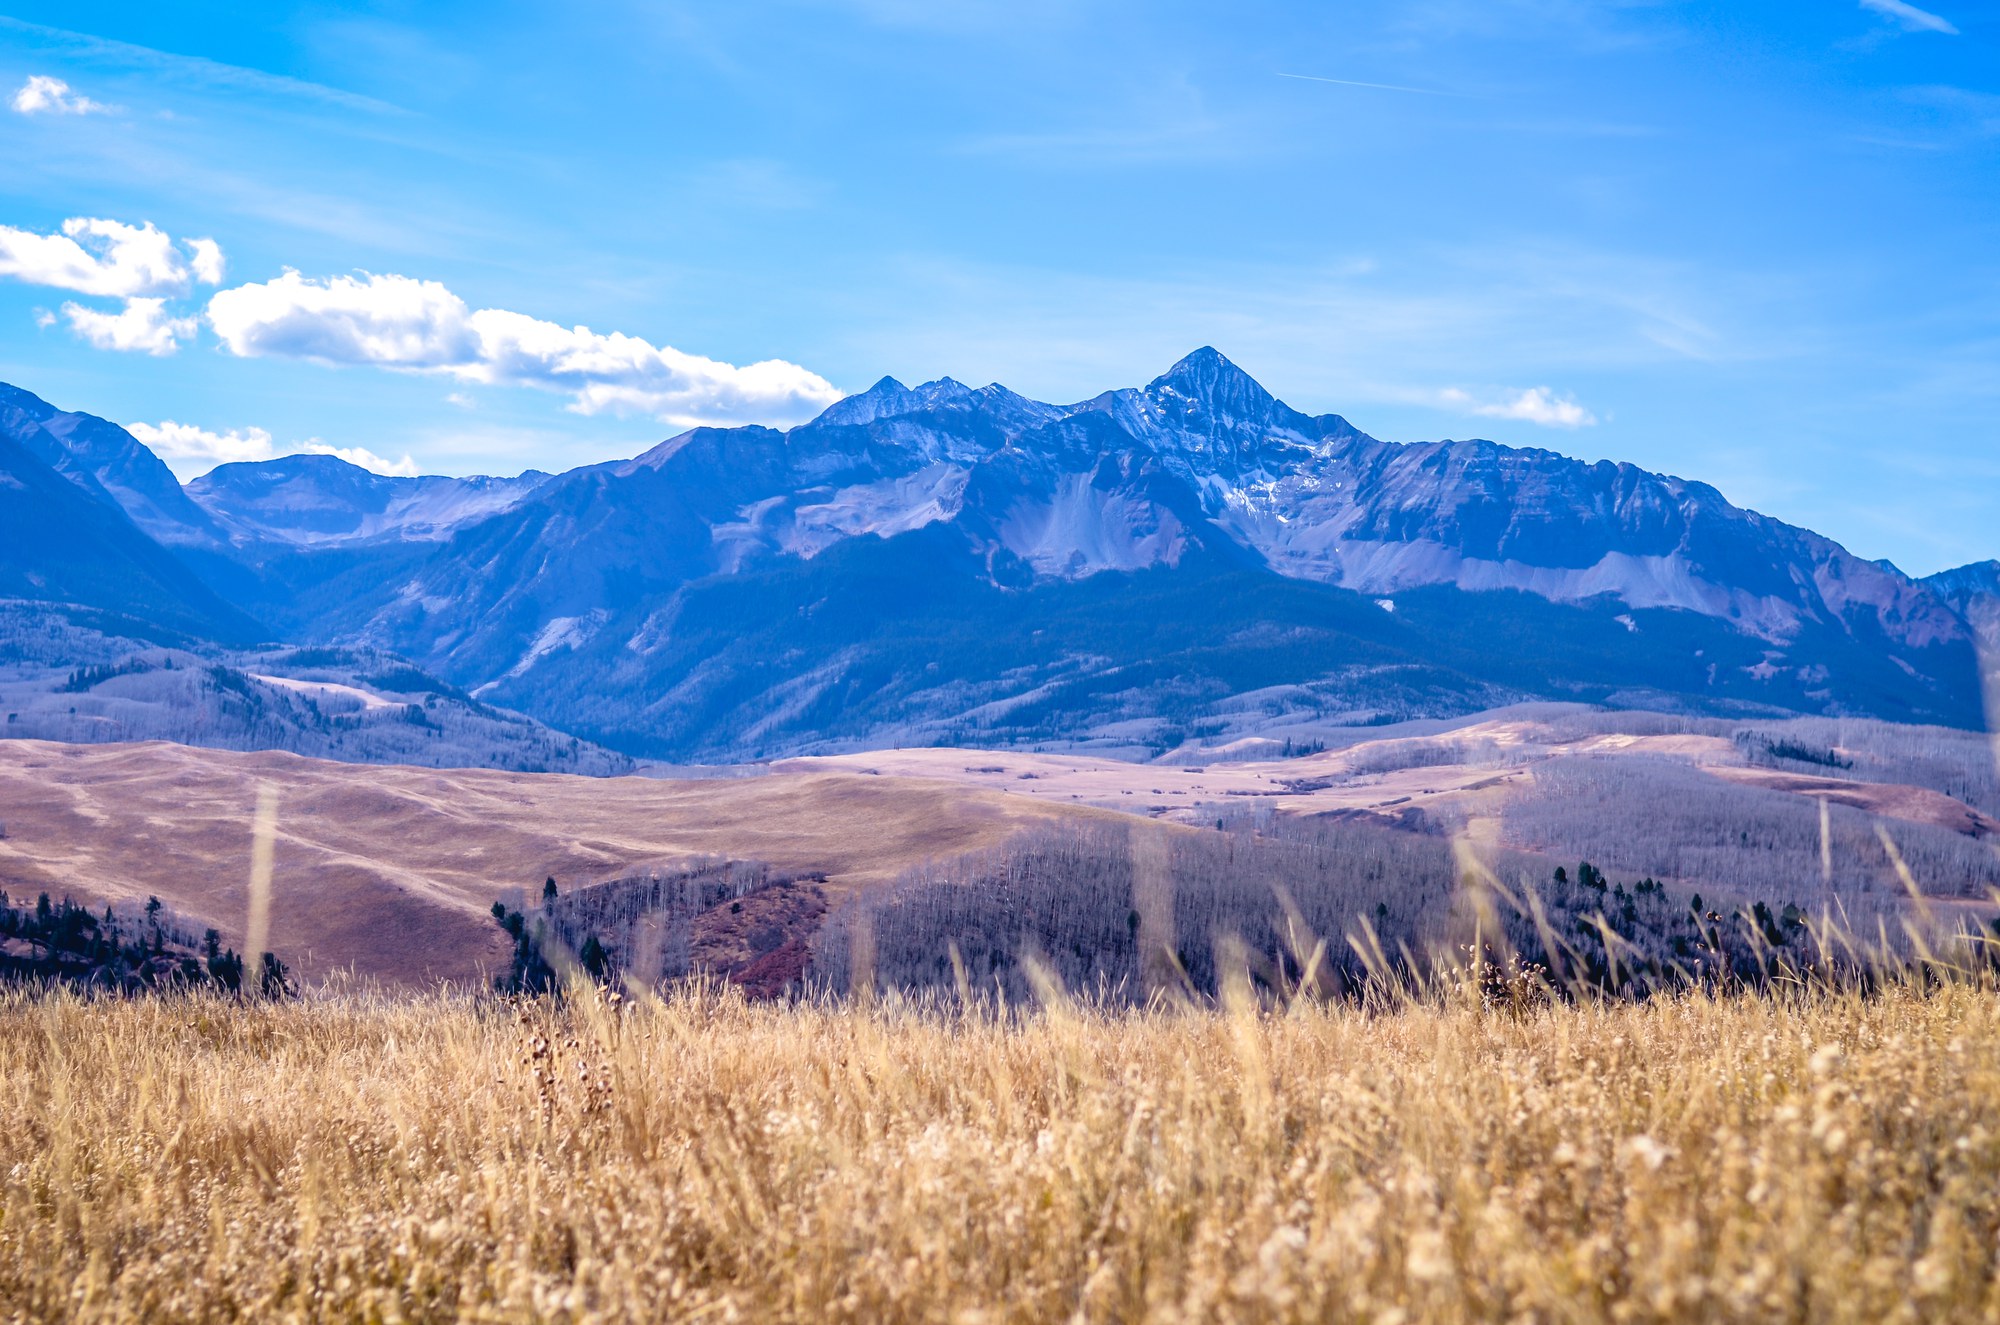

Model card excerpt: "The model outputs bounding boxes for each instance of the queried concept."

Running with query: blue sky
[0,1,1993,573]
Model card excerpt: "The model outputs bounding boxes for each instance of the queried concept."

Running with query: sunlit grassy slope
[6,983,2000,1322]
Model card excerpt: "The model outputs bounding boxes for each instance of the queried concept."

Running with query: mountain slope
[0,629,630,774]
[0,384,228,548]
[283,349,1980,757]
[0,354,1983,763]
[0,429,261,643]
[1924,560,2000,666]
[187,454,551,547]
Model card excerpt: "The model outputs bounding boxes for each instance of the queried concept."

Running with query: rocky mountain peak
[0,383,225,548]
[1926,559,2000,605]
[1096,348,1323,475]
[811,376,913,428]
[1146,347,1277,415]
[811,375,987,429]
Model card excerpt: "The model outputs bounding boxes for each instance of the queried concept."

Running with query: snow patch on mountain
[787,463,971,555]
[1322,540,1806,637]
[501,610,608,681]
[251,673,400,711]
[997,472,1191,577]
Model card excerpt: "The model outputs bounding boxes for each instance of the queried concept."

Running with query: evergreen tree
[208,947,243,992]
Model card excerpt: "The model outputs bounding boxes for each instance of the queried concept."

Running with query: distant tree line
[1508,754,2000,901]
[59,657,166,693]
[0,890,291,997]
[805,813,1953,1009]
[489,861,782,993]
[808,818,1465,1006]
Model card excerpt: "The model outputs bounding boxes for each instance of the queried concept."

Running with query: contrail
[244,783,278,963]
[1276,71,1474,98]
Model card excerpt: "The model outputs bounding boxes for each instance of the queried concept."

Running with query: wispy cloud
[683,158,829,211]
[1275,72,1475,98]
[10,74,110,115]
[954,72,1245,166]
[1440,385,1598,427]
[797,0,1085,35]
[957,119,1229,163]
[1898,85,2000,139]
[1859,0,1958,35]
[0,16,404,113]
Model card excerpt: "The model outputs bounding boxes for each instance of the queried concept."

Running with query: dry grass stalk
[3,981,1999,1322]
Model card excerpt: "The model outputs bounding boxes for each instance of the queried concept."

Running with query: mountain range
[4,348,1996,764]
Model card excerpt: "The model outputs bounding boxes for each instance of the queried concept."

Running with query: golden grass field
[7,980,2000,1323]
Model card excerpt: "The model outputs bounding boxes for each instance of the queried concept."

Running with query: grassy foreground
[5,984,2000,1323]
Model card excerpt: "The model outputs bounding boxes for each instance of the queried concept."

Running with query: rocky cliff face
[3,353,1989,760]
[0,426,258,643]
[336,348,1968,672]
[231,348,1972,755]
[1925,561,2000,670]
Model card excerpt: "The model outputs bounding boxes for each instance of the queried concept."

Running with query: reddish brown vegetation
[690,877,829,998]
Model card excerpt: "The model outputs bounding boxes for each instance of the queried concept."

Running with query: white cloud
[466,306,844,424]
[204,269,843,426]
[10,75,109,116]
[1860,0,1958,34]
[3,215,838,430]
[61,298,197,355]
[205,270,477,368]
[126,420,420,479]
[186,237,225,285]
[1440,385,1599,428]
[0,217,224,298]
[304,443,419,476]
[126,420,277,468]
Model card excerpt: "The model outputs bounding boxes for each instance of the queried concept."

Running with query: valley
[0,738,1120,986]
[3,701,1991,992]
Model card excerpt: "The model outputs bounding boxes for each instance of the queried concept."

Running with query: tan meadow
[4,982,1999,1323]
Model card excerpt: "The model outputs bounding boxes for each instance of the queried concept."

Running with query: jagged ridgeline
[7,358,2000,765]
